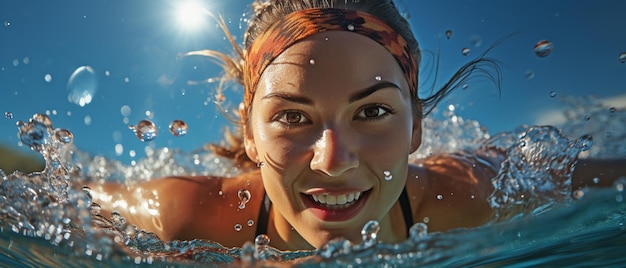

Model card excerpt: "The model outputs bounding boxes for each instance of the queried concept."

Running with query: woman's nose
[310,128,359,176]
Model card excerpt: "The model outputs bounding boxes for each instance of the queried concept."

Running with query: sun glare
[175,1,207,31]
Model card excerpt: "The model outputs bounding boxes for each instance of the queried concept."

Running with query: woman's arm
[572,158,626,190]
[89,176,224,240]
[88,171,265,245]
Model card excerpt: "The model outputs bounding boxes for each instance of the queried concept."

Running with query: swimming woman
[91,0,626,250]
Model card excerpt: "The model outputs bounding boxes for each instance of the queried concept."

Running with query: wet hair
[196,0,501,168]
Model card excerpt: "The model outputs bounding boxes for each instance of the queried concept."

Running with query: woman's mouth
[302,190,369,222]
[310,192,362,209]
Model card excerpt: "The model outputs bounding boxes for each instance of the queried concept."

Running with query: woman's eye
[275,111,309,125]
[356,106,392,120]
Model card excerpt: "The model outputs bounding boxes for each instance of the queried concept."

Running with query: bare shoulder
[92,170,265,246]
[406,154,495,232]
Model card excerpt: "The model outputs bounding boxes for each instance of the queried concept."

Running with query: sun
[175,1,208,31]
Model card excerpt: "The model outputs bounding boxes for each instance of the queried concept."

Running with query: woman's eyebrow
[261,92,313,105]
[349,82,401,103]
[261,81,401,104]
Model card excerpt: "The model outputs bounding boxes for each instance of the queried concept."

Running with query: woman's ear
[240,103,259,162]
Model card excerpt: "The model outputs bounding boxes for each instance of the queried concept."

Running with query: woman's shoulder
[406,153,495,231]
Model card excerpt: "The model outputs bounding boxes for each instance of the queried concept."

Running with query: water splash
[409,222,429,241]
[1,98,625,266]
[361,220,380,248]
[484,126,591,220]
[15,114,73,203]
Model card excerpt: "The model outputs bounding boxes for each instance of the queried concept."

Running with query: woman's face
[244,31,421,247]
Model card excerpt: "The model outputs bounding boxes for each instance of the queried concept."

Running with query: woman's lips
[301,190,370,222]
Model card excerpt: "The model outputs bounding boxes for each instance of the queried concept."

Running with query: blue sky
[1,0,625,163]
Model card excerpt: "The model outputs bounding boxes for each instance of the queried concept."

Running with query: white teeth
[310,192,363,206]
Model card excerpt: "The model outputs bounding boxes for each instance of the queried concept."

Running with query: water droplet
[436,194,443,200]
[132,119,158,142]
[346,24,355,31]
[238,189,251,209]
[383,170,393,181]
[461,47,470,56]
[593,177,600,184]
[606,132,613,138]
[309,59,315,65]
[462,84,469,89]
[256,161,265,168]
[615,179,625,192]
[525,70,535,80]
[5,112,13,119]
[247,219,255,226]
[573,189,585,200]
[619,52,626,63]
[234,224,242,231]
[168,119,188,137]
[445,30,452,39]
[255,234,270,246]
[120,105,132,117]
[549,91,557,98]
[54,129,73,144]
[375,75,382,81]
[534,40,553,57]
[469,35,483,47]
[44,74,52,82]
[609,107,616,113]
[67,66,97,107]
[3,21,10,27]
[361,220,380,247]
[409,222,428,239]
[584,114,591,121]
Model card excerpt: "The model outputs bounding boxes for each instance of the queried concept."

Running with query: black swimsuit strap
[255,192,272,237]
[398,187,415,235]
[254,187,414,238]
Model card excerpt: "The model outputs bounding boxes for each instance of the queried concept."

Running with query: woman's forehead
[258,31,408,92]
